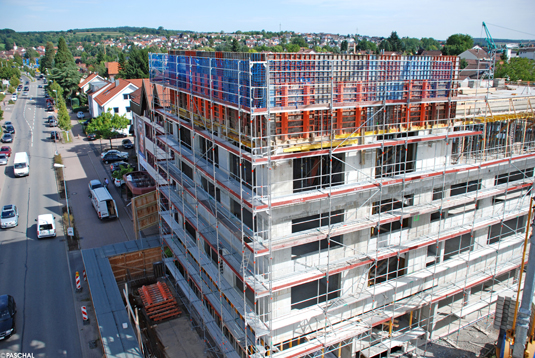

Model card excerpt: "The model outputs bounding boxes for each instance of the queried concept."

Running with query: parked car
[36,214,56,239]
[102,152,127,164]
[77,111,85,119]
[110,161,132,172]
[11,94,17,101]
[46,115,55,123]
[0,146,12,157]
[50,131,60,141]
[46,106,54,112]
[88,179,103,192]
[87,133,97,141]
[1,205,19,229]
[83,119,92,126]
[1,134,13,143]
[122,139,134,149]
[101,150,128,160]
[0,154,7,166]
[4,126,15,135]
[38,85,42,88]
[25,81,29,85]
[113,176,126,187]
[0,294,16,340]
[3,121,12,127]
[23,86,29,92]
[48,120,57,127]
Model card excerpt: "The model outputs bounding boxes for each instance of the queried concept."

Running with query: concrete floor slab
[156,318,207,358]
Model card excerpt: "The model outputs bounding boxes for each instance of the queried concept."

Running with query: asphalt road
[0,77,82,357]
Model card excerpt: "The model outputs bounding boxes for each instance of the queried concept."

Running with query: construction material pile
[138,281,182,322]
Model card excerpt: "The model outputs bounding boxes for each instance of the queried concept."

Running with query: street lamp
[53,163,71,232]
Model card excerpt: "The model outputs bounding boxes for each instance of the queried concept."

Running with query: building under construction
[134,51,535,357]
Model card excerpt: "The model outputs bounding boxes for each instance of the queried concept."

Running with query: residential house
[89,79,143,133]
[78,73,109,95]
[459,47,491,61]
[105,62,120,80]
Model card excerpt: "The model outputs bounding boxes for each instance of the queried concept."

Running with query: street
[0,77,82,357]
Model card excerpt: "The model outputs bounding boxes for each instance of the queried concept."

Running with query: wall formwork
[138,50,535,358]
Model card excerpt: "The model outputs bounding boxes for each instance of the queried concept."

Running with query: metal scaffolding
[136,51,535,358]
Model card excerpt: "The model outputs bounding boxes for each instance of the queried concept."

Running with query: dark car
[50,131,60,141]
[25,81,29,85]
[4,126,15,135]
[48,120,58,127]
[23,86,29,92]
[102,152,126,164]
[0,294,16,340]
[110,161,132,172]
[0,146,12,157]
[87,133,97,141]
[83,119,92,126]
[122,139,134,149]
[47,106,54,112]
[38,85,42,88]
[1,134,13,143]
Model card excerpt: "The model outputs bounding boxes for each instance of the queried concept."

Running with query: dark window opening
[291,210,344,257]
[293,154,344,193]
[230,153,254,190]
[235,279,255,307]
[179,126,192,149]
[496,168,534,185]
[443,233,472,261]
[291,274,340,310]
[181,162,193,181]
[230,199,255,231]
[199,136,219,167]
[488,216,525,244]
[433,187,445,201]
[450,180,481,197]
[375,136,416,178]
[185,220,196,240]
[369,256,407,286]
[371,196,413,235]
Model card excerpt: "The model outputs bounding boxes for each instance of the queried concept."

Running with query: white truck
[13,152,29,177]
[89,187,118,219]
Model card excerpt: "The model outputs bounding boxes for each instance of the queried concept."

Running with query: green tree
[291,37,307,48]
[7,85,15,94]
[86,109,130,149]
[54,37,74,67]
[9,75,19,89]
[443,34,473,56]
[231,38,240,52]
[57,99,72,131]
[49,62,81,98]
[118,46,149,79]
[40,41,55,73]
[286,43,300,52]
[495,58,535,81]
[421,37,440,51]
[460,58,468,69]
[13,53,23,67]
[341,40,348,52]
[111,165,134,184]
[48,81,64,99]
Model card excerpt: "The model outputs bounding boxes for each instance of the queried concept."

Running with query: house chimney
[115,79,120,87]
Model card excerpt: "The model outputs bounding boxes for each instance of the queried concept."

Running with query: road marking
[22,97,34,147]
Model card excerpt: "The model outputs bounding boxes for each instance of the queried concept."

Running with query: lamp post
[53,163,71,230]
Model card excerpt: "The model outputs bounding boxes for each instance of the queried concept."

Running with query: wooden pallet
[138,282,182,322]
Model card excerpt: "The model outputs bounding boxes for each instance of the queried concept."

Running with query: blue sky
[0,0,534,40]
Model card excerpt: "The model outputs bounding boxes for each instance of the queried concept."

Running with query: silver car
[1,205,19,229]
[0,154,7,166]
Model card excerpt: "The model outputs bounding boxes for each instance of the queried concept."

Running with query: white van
[12,94,17,101]
[37,214,56,239]
[13,152,29,177]
[89,187,118,219]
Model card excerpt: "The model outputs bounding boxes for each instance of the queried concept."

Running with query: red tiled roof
[130,88,142,105]
[106,62,120,75]
[78,73,98,88]
[94,79,139,106]
[127,79,143,89]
